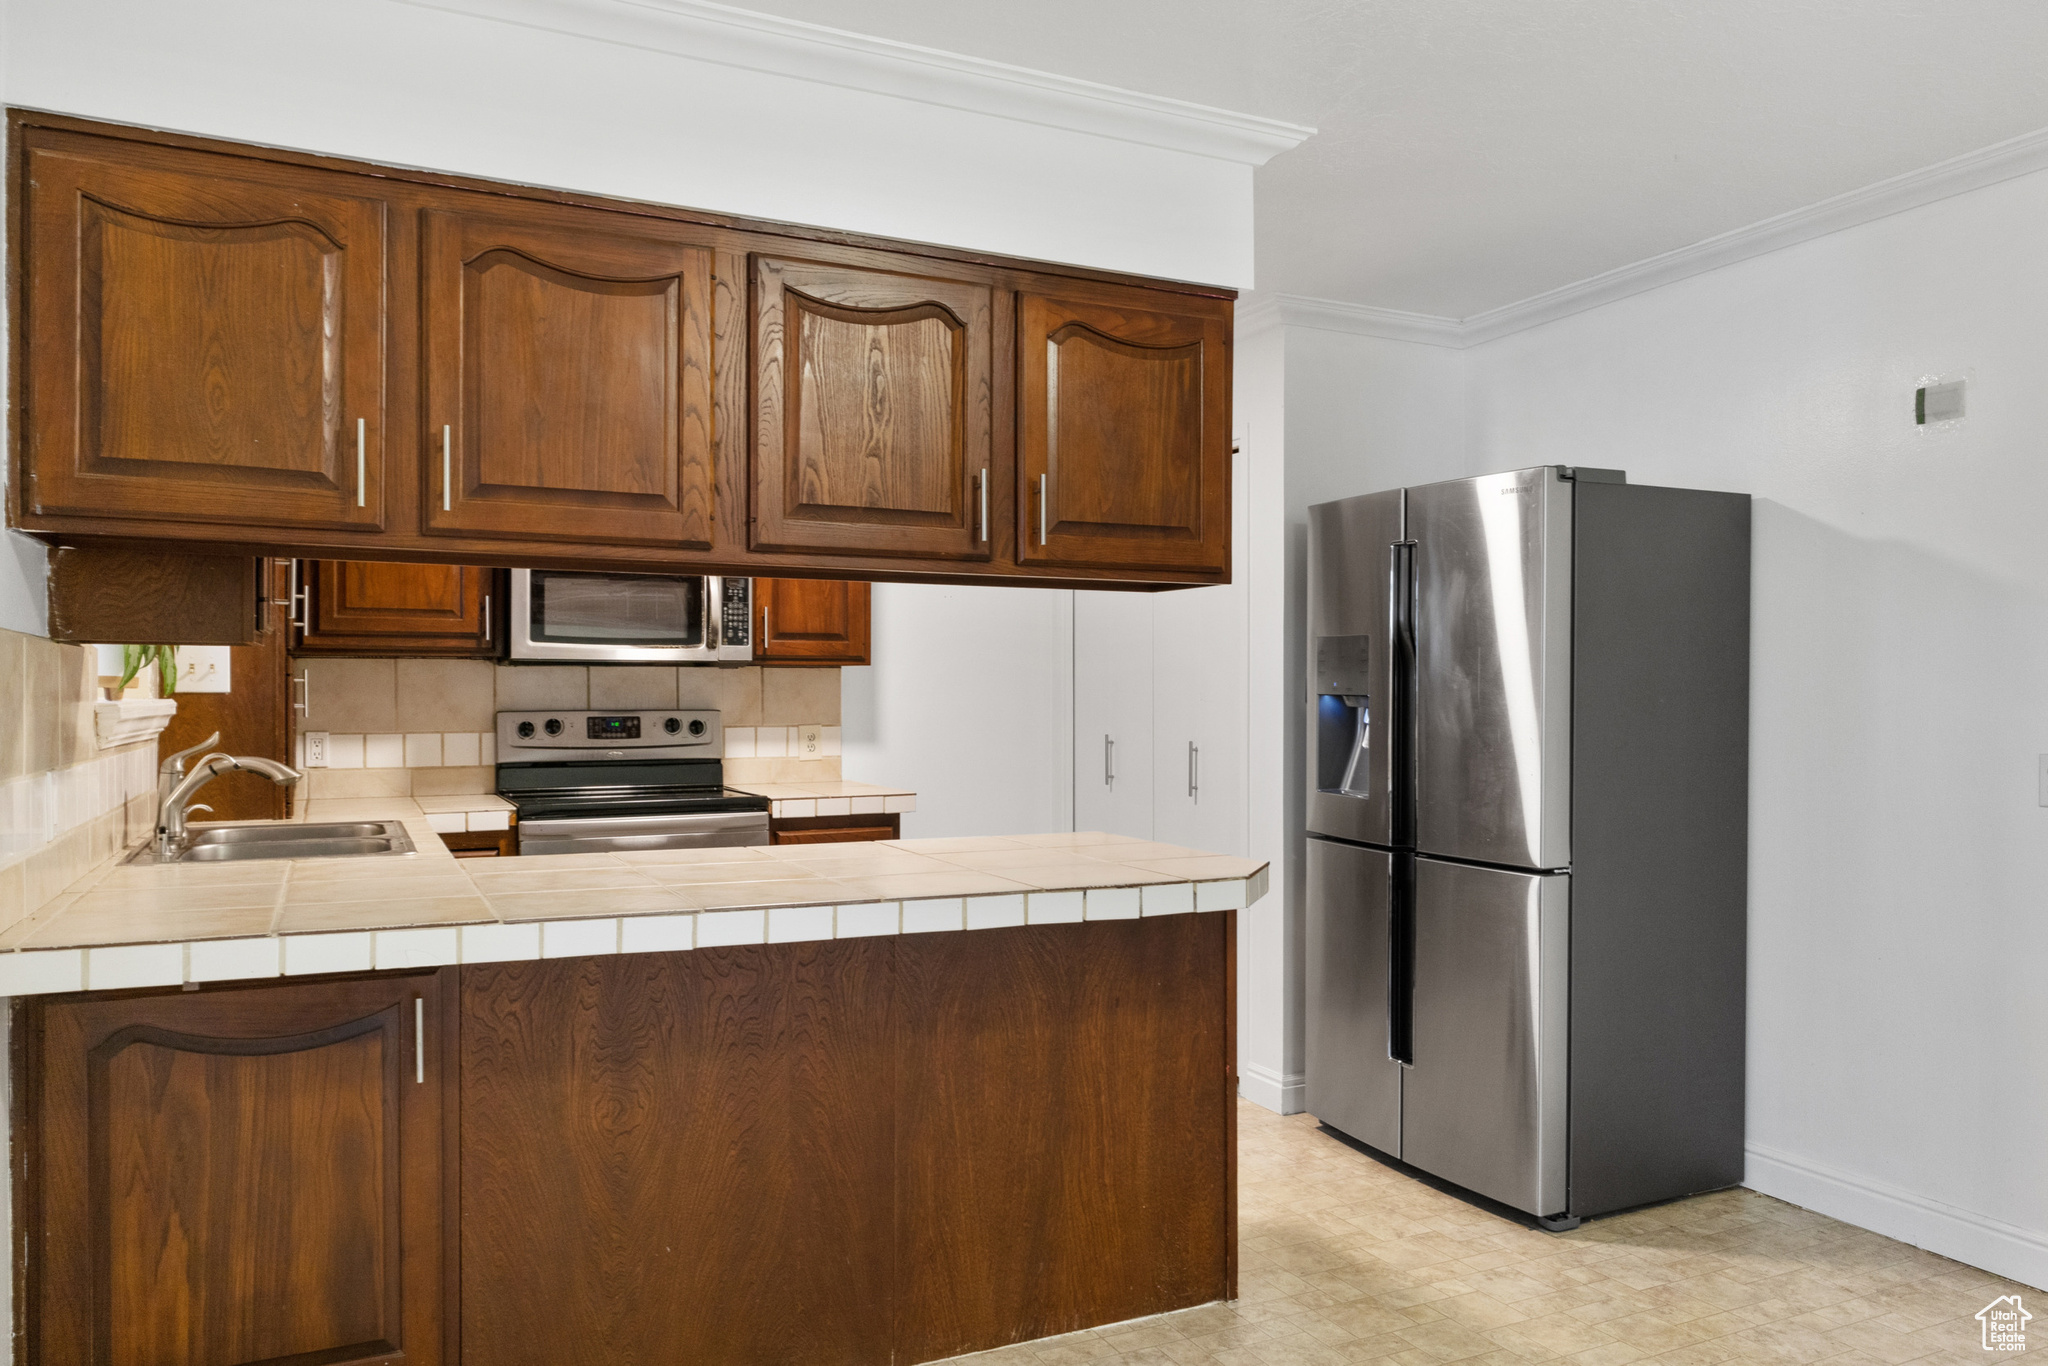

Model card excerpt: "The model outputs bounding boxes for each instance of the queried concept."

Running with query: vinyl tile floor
[941,1099,2037,1366]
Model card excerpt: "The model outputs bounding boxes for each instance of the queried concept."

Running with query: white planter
[95,698,178,750]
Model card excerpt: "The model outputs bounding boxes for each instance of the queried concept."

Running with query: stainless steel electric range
[494,709,770,856]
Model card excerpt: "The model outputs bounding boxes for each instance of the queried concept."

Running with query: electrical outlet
[798,724,823,760]
[304,732,330,768]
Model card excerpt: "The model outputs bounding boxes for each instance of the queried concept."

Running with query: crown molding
[1463,121,2048,345]
[1250,121,2048,350]
[1234,292,1464,348]
[399,0,1315,165]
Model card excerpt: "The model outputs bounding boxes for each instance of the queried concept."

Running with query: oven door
[510,570,741,663]
[516,810,771,855]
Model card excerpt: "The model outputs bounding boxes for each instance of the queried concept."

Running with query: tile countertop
[0,800,1266,996]
[725,780,915,820]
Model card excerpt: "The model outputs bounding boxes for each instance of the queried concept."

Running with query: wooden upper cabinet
[751,253,994,561]
[1017,285,1230,574]
[20,132,388,531]
[754,577,871,665]
[296,559,499,656]
[24,972,452,1365]
[421,198,716,547]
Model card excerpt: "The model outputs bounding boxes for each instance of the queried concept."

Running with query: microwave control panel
[720,577,752,648]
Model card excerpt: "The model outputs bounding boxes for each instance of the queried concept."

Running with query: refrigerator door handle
[1389,539,1417,848]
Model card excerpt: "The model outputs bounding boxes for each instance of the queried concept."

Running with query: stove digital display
[586,715,642,740]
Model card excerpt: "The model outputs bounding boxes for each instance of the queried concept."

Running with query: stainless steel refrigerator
[1305,465,1749,1230]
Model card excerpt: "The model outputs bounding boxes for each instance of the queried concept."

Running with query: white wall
[0,0,1262,638]
[840,583,1073,838]
[1237,317,1468,1112]
[1463,167,2048,1288]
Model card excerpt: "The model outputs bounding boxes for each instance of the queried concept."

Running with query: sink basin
[187,822,400,846]
[131,821,418,864]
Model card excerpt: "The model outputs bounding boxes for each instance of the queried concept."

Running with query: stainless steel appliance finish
[1304,838,1401,1155]
[496,708,769,856]
[1401,857,1569,1217]
[508,570,751,663]
[1306,489,1403,849]
[1408,467,1572,871]
[1305,465,1750,1228]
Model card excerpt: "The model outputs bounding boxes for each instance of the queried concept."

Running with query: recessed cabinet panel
[1018,287,1229,572]
[423,202,716,547]
[297,560,498,656]
[752,254,994,560]
[26,973,450,1365]
[23,134,387,530]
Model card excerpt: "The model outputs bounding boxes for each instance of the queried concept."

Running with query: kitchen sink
[131,821,417,864]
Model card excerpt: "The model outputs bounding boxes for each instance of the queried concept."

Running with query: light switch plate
[304,732,330,768]
[172,646,231,694]
[798,724,823,760]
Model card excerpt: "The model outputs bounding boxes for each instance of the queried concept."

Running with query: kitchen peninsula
[9,810,1263,1363]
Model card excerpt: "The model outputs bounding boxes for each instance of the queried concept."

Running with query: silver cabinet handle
[978,467,988,543]
[1038,473,1048,545]
[414,997,425,1084]
[442,424,453,512]
[293,670,309,717]
[1105,734,1115,787]
[483,594,492,644]
[356,418,366,508]
[288,559,307,630]
[1188,741,1199,799]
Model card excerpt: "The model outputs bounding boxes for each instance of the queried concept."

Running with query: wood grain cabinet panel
[1018,286,1230,573]
[752,254,994,561]
[753,576,871,664]
[21,132,388,531]
[296,559,499,656]
[422,199,716,547]
[459,945,895,1364]
[19,972,453,1366]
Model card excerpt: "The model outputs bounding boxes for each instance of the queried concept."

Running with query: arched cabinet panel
[24,972,452,1365]
[752,253,995,561]
[1018,286,1230,573]
[22,133,388,531]
[421,200,717,547]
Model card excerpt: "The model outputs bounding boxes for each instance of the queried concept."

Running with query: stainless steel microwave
[508,570,752,663]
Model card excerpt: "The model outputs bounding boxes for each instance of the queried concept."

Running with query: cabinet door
[297,559,498,656]
[753,577,871,664]
[422,199,716,547]
[153,560,294,821]
[752,254,994,561]
[22,133,387,530]
[1072,590,1154,840]
[1018,285,1230,573]
[25,972,452,1365]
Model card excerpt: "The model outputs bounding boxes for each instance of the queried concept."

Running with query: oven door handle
[516,811,768,840]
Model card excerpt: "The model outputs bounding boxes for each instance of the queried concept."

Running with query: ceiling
[730,0,2048,317]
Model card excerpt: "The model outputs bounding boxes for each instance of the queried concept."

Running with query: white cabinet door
[1151,445,1249,856]
[1151,579,1247,855]
[1072,590,1155,840]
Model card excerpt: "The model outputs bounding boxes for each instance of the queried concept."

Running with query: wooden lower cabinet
[770,813,899,844]
[15,917,1231,1365]
[17,970,454,1365]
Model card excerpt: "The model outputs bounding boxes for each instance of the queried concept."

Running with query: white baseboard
[1746,1142,2048,1292]
[1239,1063,1305,1115]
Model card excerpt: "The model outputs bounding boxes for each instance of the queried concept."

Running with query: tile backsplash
[292,660,844,793]
[1,627,163,930]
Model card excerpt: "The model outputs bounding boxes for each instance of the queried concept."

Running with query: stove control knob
[543,717,563,736]
[516,721,536,739]
[688,719,706,737]
[663,717,682,735]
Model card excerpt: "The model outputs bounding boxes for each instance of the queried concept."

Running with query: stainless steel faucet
[155,753,303,861]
